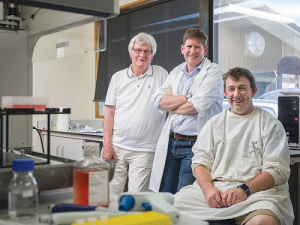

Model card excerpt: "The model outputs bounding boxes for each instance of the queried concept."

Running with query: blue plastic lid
[141,202,152,211]
[12,158,35,172]
[118,195,135,211]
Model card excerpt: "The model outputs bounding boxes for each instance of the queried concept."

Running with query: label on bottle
[88,170,108,205]
[22,190,34,198]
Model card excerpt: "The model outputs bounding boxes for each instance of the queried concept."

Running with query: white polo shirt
[105,65,168,152]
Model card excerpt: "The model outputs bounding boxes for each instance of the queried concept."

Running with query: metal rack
[0,108,71,168]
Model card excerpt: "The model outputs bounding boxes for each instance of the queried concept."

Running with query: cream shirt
[174,107,294,224]
[192,108,290,185]
[105,65,168,151]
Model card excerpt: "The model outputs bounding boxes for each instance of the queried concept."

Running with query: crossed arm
[195,165,275,208]
[159,88,197,115]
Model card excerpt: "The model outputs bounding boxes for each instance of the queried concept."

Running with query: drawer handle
[61,146,65,157]
[56,146,60,156]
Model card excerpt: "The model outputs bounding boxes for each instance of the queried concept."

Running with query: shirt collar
[182,57,206,75]
[128,65,153,78]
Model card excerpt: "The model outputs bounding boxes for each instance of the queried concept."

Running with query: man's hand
[221,188,247,207]
[203,187,225,208]
[102,145,118,162]
[195,166,224,208]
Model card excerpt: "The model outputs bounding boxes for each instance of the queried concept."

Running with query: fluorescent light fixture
[229,4,295,24]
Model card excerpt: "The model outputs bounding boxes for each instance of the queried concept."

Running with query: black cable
[33,126,45,153]
[30,8,42,20]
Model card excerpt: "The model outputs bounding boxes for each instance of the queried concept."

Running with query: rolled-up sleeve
[154,94,164,110]
[151,70,174,113]
[261,116,290,186]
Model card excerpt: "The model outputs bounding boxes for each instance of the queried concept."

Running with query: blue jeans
[159,135,196,194]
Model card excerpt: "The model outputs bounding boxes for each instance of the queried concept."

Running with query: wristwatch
[238,184,250,196]
[185,93,192,99]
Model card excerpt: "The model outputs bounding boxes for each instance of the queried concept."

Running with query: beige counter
[39,129,103,142]
[36,129,103,160]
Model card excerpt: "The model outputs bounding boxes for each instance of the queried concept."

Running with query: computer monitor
[278,95,300,149]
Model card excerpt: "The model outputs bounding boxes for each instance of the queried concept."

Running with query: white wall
[32,23,96,121]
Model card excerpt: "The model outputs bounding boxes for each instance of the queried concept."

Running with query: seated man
[174,67,294,225]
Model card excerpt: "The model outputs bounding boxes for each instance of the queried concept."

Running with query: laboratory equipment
[118,192,180,223]
[278,95,300,149]
[71,211,171,225]
[73,142,109,207]
[8,158,38,219]
[39,209,137,225]
[2,96,49,111]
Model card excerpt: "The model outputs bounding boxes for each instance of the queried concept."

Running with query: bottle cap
[118,195,135,211]
[12,158,35,172]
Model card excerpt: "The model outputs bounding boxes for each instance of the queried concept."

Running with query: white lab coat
[149,58,224,192]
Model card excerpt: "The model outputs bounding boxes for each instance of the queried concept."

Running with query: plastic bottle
[8,158,39,220]
[73,142,109,207]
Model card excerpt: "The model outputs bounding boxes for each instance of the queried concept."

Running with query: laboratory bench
[0,188,208,225]
[0,153,299,224]
[39,128,103,140]
[36,129,103,161]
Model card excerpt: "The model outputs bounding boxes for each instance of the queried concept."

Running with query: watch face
[186,93,192,99]
[238,184,250,196]
[239,184,248,191]
[240,184,249,192]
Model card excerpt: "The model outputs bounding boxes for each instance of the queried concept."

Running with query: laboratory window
[213,0,300,99]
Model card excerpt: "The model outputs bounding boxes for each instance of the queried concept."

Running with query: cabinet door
[43,135,84,160]
[43,134,59,157]
[52,136,84,161]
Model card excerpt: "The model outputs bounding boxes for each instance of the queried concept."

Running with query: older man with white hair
[102,33,168,194]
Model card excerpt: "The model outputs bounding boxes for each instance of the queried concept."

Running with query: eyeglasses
[132,48,152,56]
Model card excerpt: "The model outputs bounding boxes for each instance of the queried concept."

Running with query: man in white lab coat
[149,28,224,194]
[102,33,168,194]
[174,67,294,225]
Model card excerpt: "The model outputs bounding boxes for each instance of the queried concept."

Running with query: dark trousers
[209,220,237,225]
[159,135,196,194]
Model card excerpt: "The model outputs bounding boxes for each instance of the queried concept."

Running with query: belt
[170,131,197,142]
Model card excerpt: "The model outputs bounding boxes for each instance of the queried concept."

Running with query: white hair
[128,32,157,56]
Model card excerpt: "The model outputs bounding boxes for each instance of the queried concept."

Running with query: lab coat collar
[182,57,206,75]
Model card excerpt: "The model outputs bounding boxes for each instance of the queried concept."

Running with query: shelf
[0,108,70,115]
[0,108,71,167]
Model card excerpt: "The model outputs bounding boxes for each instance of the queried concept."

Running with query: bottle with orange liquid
[73,142,109,207]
